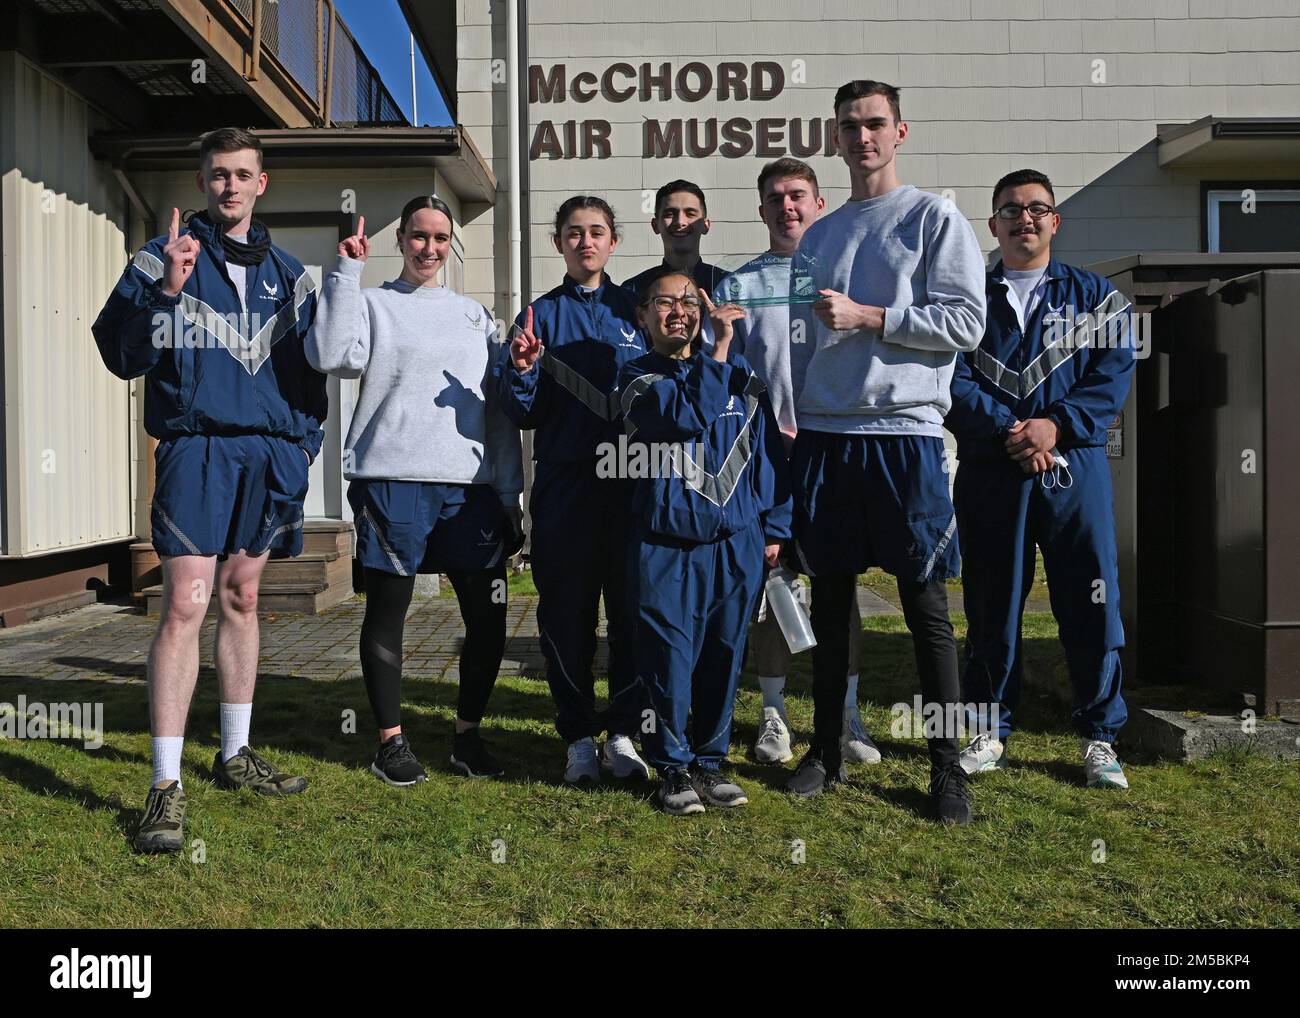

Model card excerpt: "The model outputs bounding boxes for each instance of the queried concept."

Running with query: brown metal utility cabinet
[1095,254,1300,717]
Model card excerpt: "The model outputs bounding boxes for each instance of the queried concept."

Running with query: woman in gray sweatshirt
[306,196,524,787]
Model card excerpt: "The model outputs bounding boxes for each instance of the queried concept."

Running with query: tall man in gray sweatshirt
[785,81,986,825]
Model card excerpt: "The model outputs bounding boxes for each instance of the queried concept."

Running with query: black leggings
[810,573,960,769]
[360,566,507,731]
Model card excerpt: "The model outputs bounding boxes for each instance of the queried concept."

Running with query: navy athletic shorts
[348,480,508,577]
[789,430,959,583]
[151,433,309,559]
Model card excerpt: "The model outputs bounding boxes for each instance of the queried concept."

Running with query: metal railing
[228,0,407,126]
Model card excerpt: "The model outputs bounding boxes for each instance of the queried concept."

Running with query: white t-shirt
[226,232,248,313]
[1003,266,1049,332]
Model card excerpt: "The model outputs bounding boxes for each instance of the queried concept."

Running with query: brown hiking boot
[133,780,186,854]
[212,746,307,796]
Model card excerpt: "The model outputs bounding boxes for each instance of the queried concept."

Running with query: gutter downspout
[506,0,521,324]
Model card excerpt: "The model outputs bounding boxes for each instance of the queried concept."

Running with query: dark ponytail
[553,195,618,238]
[398,194,454,236]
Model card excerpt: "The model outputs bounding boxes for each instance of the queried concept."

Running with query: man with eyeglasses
[946,168,1135,789]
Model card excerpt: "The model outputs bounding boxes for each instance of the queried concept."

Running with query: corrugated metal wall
[0,52,133,557]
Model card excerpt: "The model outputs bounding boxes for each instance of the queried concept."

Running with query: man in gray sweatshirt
[785,81,986,825]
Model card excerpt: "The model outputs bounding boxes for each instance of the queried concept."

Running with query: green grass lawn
[0,607,1296,929]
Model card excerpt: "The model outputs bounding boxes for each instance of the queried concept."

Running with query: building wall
[457,1,1300,302]
[0,51,133,558]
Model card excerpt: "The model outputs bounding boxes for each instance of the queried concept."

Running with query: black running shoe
[930,760,973,826]
[450,728,504,779]
[786,746,846,798]
[371,733,428,787]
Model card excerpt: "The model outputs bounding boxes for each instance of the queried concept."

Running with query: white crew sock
[758,676,786,712]
[151,736,184,788]
[844,674,860,711]
[220,702,252,763]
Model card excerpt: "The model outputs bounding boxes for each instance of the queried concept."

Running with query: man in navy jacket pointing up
[93,127,327,853]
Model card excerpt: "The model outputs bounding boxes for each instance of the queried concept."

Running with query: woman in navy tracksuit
[619,270,792,816]
[497,195,652,785]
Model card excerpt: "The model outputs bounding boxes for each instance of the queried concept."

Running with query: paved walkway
[0,588,923,685]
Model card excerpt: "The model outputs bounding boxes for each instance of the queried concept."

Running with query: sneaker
[841,705,882,764]
[1083,739,1130,789]
[658,767,705,816]
[370,733,428,787]
[564,736,600,785]
[786,747,846,798]
[754,706,793,764]
[133,780,186,854]
[601,734,651,780]
[930,761,973,826]
[451,728,504,779]
[690,765,748,807]
[959,732,1007,775]
[211,746,308,796]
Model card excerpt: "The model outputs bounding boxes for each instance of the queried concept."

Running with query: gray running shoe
[959,732,1007,775]
[754,706,794,764]
[690,765,748,807]
[564,736,600,785]
[659,767,705,816]
[841,705,882,764]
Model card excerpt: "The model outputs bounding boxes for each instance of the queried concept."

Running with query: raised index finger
[168,207,180,241]
[357,215,365,238]
[524,305,534,336]
[699,290,716,312]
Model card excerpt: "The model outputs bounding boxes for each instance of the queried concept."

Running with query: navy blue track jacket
[496,274,646,462]
[92,213,327,460]
[618,350,792,545]
[947,256,1135,463]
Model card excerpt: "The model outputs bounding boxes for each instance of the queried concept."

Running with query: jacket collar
[988,254,1067,290]
[561,273,610,300]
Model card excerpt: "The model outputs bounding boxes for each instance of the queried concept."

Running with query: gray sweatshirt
[305,256,523,504]
[789,184,986,436]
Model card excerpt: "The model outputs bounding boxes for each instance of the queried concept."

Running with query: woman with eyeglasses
[307,195,524,786]
[619,270,791,815]
[496,195,653,787]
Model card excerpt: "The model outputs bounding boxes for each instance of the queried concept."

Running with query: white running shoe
[959,732,1007,775]
[754,706,793,763]
[841,705,882,764]
[1082,739,1129,789]
[601,734,651,780]
[564,736,600,785]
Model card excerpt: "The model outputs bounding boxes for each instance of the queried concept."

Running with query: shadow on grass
[753,627,1086,740]
[0,670,621,793]
[0,746,140,842]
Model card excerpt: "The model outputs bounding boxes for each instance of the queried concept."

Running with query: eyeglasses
[648,295,701,312]
[995,202,1056,221]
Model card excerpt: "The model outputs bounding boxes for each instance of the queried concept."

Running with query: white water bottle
[765,566,817,654]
